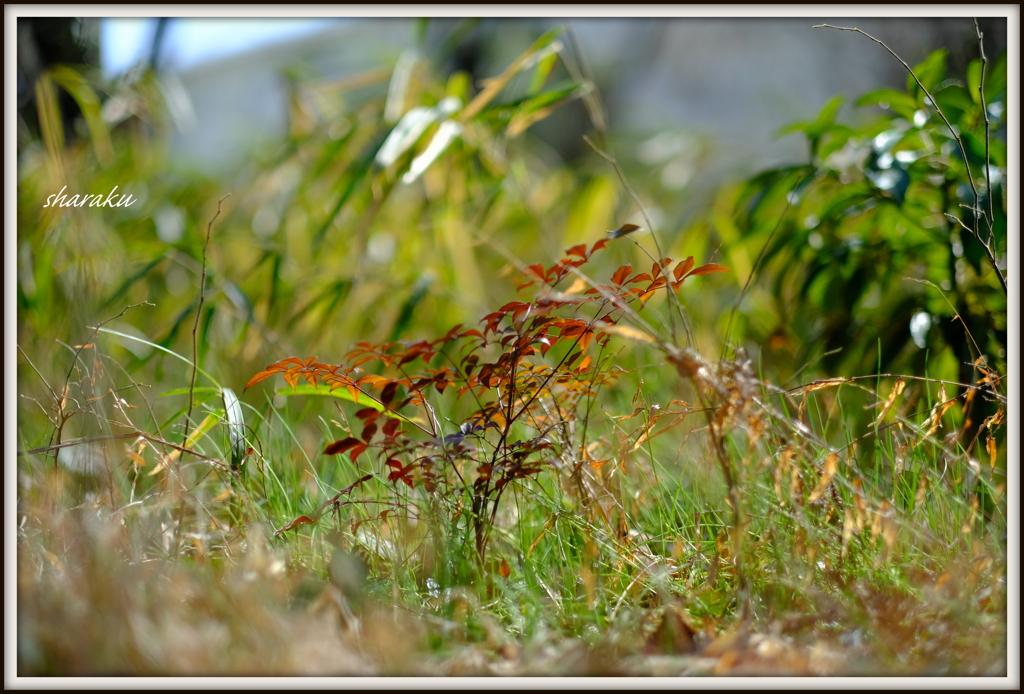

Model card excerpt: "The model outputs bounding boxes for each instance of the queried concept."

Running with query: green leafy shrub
[722,42,1007,389]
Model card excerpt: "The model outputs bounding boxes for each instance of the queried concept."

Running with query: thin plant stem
[183,194,230,448]
[973,19,997,243]
[583,135,693,348]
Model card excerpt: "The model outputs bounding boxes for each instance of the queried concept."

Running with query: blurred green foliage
[716,48,1007,390]
[17,26,625,446]
[16,28,1008,463]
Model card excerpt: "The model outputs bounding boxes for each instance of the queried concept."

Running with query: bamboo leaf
[222,387,246,470]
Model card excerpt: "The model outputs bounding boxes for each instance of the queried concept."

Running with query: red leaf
[355,408,380,422]
[381,381,399,408]
[325,437,361,455]
[498,301,530,320]
[275,515,316,536]
[339,473,373,496]
[566,243,588,258]
[526,263,546,280]
[387,463,416,488]
[611,264,633,286]
[361,422,378,443]
[397,351,420,367]
[382,418,401,439]
[689,263,730,276]
[590,239,610,254]
[348,443,368,461]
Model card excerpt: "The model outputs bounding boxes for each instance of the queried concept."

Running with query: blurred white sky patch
[100,17,335,76]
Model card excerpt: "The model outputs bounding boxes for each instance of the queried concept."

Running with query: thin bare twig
[18,431,227,466]
[563,25,608,141]
[174,194,229,556]
[17,344,58,403]
[721,174,807,361]
[42,301,154,466]
[583,135,693,347]
[973,19,997,247]
[183,194,230,448]
[780,372,1005,397]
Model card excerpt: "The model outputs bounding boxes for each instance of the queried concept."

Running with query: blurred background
[19,17,1006,178]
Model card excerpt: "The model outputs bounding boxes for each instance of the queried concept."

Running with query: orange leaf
[244,370,277,391]
[673,256,695,281]
[688,263,730,276]
[651,257,672,279]
[579,330,594,352]
[611,264,633,286]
